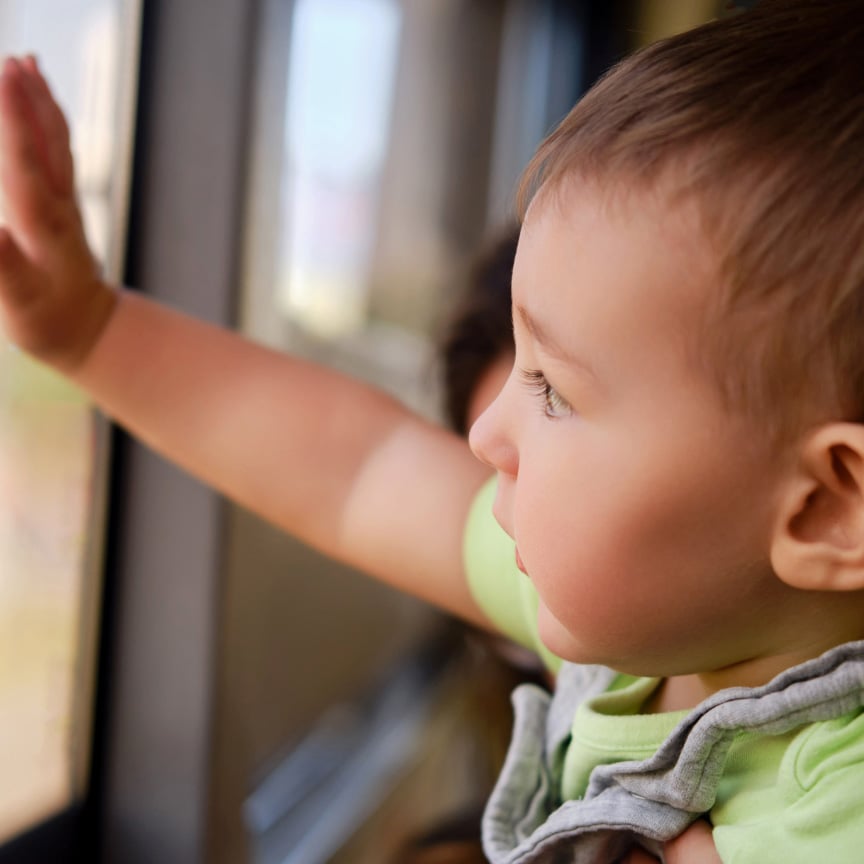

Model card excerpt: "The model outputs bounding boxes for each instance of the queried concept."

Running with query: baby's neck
[643,676,709,713]
[644,642,859,714]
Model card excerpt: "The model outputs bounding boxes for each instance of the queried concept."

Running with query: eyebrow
[515,303,599,381]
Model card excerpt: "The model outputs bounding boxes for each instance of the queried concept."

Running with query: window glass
[279,0,401,337]
[241,0,507,411]
[0,0,140,843]
[225,2,510,860]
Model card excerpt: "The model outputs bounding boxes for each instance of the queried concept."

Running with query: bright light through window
[0,0,139,843]
[279,0,401,336]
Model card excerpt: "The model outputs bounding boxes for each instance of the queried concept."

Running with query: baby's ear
[771,423,864,591]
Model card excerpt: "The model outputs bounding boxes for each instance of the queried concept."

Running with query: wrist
[62,279,121,375]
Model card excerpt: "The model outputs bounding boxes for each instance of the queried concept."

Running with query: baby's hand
[617,820,721,864]
[0,55,115,371]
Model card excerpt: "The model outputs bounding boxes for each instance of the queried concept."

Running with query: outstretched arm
[0,56,493,625]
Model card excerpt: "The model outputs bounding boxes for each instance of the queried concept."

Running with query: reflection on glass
[0,0,138,843]
[281,0,401,336]
[0,358,95,838]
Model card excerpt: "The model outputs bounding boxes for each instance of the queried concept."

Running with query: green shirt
[464,478,864,863]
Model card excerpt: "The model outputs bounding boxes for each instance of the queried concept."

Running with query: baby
[1,1,863,861]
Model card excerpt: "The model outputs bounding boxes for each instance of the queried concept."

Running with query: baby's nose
[468,394,518,477]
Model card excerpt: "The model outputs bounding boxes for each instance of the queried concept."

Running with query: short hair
[440,226,519,436]
[518,0,864,436]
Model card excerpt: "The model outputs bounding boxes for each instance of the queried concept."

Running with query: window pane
[0,0,140,843]
[227,3,510,861]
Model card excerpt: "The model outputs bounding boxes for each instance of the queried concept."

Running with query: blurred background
[0,2,739,863]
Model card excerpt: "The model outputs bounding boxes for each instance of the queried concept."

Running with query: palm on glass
[0,55,115,371]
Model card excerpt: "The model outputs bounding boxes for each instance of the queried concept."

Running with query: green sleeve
[713,711,864,862]
[463,477,561,673]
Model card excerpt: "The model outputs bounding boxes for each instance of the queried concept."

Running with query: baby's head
[470,0,864,683]
[520,0,864,439]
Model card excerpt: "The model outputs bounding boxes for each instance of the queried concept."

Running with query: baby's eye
[544,383,572,418]
[519,368,573,419]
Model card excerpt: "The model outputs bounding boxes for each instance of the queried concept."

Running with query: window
[0,0,140,844]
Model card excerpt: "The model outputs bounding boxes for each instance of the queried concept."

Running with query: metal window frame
[92,2,260,863]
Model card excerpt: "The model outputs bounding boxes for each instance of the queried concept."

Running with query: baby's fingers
[663,820,720,864]
[20,55,74,196]
[0,58,73,247]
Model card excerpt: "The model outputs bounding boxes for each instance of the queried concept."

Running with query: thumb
[0,224,103,368]
[0,224,42,313]
[664,819,720,864]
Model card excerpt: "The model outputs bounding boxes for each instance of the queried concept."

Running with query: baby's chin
[534,603,617,667]
[535,602,678,677]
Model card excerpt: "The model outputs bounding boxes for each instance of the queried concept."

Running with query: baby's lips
[515,548,528,575]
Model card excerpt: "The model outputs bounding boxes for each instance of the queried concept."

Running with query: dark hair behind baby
[519,0,864,436]
[441,226,519,436]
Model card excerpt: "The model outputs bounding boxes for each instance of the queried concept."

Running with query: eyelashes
[519,368,573,418]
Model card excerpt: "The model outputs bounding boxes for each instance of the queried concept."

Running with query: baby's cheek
[533,571,644,666]
[534,553,634,639]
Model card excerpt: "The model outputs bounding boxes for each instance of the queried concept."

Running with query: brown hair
[518,0,864,435]
[440,226,519,436]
